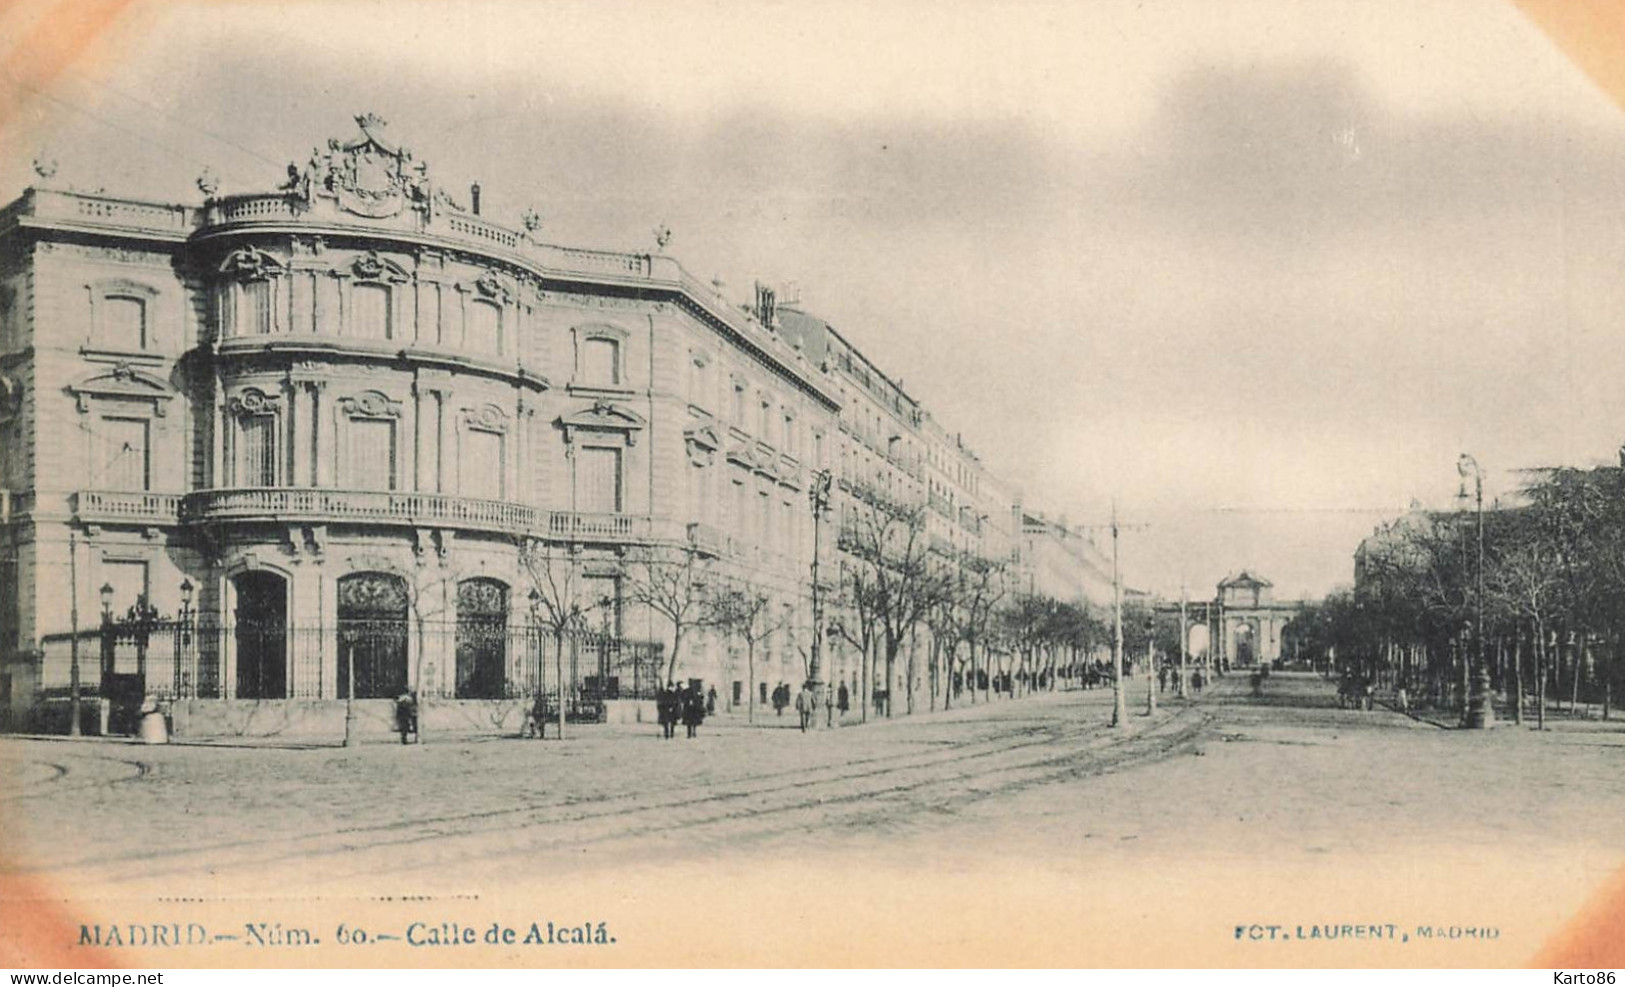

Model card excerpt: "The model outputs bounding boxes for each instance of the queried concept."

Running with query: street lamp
[1457,453,1494,729]
[99,582,114,620]
[807,469,833,726]
[178,578,195,698]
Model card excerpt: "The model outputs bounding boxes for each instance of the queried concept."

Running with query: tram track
[26,698,1213,892]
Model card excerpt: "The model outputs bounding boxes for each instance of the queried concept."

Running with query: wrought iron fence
[31,614,664,711]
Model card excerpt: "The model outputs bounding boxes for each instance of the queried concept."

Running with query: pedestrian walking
[706,685,717,717]
[681,684,706,738]
[1158,666,1168,693]
[773,682,789,717]
[795,682,815,732]
[837,681,850,718]
[394,691,419,745]
[524,691,547,739]
[656,684,679,739]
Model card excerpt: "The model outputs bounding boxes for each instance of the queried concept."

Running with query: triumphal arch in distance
[1165,571,1299,670]
[1209,571,1297,669]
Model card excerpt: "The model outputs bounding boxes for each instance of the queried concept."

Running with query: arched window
[456,578,509,700]
[337,571,410,699]
[233,570,287,700]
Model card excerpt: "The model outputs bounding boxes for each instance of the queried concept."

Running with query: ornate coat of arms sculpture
[289,113,444,220]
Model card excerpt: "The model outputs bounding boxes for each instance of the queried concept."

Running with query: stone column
[311,381,330,487]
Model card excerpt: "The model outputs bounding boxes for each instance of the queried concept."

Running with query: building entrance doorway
[233,571,287,699]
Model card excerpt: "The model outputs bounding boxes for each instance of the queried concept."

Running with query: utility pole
[1145,615,1157,715]
[1178,581,1189,700]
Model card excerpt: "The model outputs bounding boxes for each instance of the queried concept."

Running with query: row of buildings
[0,114,1115,736]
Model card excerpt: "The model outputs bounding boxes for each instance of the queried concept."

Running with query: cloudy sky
[4,0,1624,599]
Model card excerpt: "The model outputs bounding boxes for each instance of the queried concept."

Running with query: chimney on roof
[470,182,482,216]
[753,282,777,329]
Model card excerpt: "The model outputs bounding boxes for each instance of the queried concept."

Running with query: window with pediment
[466,299,502,354]
[350,282,391,340]
[575,446,622,514]
[338,390,401,491]
[226,388,282,487]
[459,405,508,501]
[98,417,150,491]
[217,247,285,338]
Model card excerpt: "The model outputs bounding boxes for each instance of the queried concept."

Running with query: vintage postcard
[1,0,1623,969]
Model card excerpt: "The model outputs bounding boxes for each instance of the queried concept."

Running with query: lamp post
[528,588,546,735]
[98,583,113,735]
[178,578,194,698]
[807,469,832,727]
[1457,453,1494,729]
[599,594,614,718]
[68,531,82,736]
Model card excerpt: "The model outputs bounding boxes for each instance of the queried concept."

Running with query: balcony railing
[72,490,183,525]
[182,488,541,534]
[547,510,648,542]
[179,488,672,545]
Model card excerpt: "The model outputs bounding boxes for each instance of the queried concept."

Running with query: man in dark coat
[681,684,705,738]
[836,681,850,718]
[656,685,678,739]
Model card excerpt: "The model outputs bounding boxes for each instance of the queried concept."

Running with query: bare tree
[840,483,950,717]
[711,584,789,724]
[516,538,597,740]
[625,544,720,687]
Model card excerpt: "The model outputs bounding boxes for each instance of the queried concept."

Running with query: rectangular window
[238,415,278,487]
[759,490,772,554]
[580,338,620,386]
[242,281,273,335]
[688,461,705,523]
[732,386,746,426]
[462,429,504,501]
[350,283,390,340]
[733,479,748,540]
[687,357,710,409]
[347,419,396,490]
[576,446,622,513]
[100,417,149,491]
[102,296,147,350]
[466,300,501,353]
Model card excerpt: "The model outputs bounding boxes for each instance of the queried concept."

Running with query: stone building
[0,114,1026,735]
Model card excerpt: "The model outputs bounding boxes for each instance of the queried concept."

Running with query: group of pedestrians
[656,682,707,739]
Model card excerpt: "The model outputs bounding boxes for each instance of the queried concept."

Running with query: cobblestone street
[4,673,1624,965]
